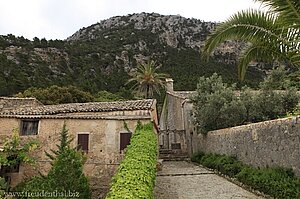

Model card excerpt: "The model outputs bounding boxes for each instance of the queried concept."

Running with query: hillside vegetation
[0,13,268,97]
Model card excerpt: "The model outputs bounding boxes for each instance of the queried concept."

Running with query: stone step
[160,156,190,161]
[159,153,189,161]
[159,149,174,154]
[159,149,186,154]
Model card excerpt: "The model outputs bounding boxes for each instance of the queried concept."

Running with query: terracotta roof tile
[0,97,43,111]
[0,99,155,116]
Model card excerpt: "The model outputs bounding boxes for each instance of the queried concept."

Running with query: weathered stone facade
[195,116,300,178]
[159,78,195,156]
[0,98,158,198]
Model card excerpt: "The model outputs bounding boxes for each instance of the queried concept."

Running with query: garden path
[154,161,265,199]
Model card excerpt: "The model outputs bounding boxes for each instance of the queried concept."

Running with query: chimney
[165,78,174,92]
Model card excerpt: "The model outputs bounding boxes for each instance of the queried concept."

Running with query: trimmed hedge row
[106,122,158,199]
[192,152,300,199]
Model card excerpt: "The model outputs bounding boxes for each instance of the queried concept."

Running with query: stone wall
[194,116,300,177]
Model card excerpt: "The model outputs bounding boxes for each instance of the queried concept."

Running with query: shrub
[197,153,243,177]
[0,129,38,169]
[192,152,300,199]
[0,129,38,193]
[281,88,299,113]
[106,122,158,199]
[191,152,205,162]
[286,107,300,117]
[0,177,7,196]
[236,167,300,199]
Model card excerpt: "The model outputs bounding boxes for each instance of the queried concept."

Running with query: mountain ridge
[0,12,265,96]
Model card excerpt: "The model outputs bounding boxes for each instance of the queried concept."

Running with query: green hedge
[192,152,300,199]
[106,122,158,199]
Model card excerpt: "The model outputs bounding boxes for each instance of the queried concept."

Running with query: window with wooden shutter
[77,134,89,152]
[20,120,39,135]
[120,132,132,152]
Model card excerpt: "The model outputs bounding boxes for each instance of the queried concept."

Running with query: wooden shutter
[21,120,39,135]
[77,134,89,152]
[120,132,132,151]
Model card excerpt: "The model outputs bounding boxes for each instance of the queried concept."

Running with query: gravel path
[154,161,265,199]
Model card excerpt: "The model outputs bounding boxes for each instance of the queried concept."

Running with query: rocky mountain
[67,12,243,64]
[0,12,265,96]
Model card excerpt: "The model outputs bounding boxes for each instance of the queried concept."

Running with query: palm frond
[256,0,300,28]
[290,53,300,67]
[203,4,300,81]
[238,44,284,80]
[126,60,168,98]
[203,9,283,58]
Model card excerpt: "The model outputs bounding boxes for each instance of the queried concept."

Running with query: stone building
[159,78,196,157]
[0,98,158,197]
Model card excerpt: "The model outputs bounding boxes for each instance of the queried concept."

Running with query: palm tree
[127,60,168,98]
[203,0,300,81]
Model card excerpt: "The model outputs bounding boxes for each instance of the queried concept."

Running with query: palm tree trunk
[146,85,149,99]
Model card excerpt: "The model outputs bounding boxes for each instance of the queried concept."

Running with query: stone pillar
[165,78,174,92]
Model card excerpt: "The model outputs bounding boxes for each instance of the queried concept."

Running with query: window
[21,120,39,135]
[120,132,132,152]
[77,134,89,152]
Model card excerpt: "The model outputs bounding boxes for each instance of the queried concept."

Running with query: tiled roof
[0,99,155,116]
[0,114,152,120]
[0,97,42,111]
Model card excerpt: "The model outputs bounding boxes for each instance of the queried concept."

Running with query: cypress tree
[45,123,91,199]
[23,123,91,199]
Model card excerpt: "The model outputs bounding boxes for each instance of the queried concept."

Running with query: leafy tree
[259,66,291,90]
[203,0,300,81]
[16,85,95,105]
[192,72,299,134]
[191,74,246,133]
[94,90,124,102]
[0,129,38,193]
[239,87,262,122]
[256,67,299,119]
[286,71,300,89]
[127,60,168,98]
[0,129,38,172]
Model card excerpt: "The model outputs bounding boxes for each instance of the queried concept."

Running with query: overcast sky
[0,0,263,40]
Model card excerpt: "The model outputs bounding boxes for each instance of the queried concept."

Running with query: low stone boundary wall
[195,116,300,177]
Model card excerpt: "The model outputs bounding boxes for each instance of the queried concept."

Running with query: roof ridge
[0,99,156,116]
[43,98,154,106]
